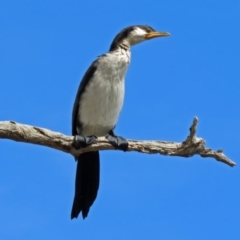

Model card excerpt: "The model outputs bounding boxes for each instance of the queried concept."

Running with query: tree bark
[0,117,236,167]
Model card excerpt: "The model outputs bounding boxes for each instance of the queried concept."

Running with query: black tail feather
[71,151,100,219]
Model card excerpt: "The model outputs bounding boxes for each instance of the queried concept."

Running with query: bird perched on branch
[71,25,170,219]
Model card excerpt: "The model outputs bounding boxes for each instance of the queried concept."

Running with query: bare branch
[0,118,236,167]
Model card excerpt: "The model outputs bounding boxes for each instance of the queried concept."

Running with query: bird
[71,25,170,219]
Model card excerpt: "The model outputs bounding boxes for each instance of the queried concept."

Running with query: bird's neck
[109,39,130,52]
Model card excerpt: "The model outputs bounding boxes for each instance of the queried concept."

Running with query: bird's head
[110,25,170,51]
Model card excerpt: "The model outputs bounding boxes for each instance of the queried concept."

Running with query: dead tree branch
[0,117,236,167]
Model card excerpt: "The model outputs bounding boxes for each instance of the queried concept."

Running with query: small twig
[188,116,198,139]
[0,118,236,167]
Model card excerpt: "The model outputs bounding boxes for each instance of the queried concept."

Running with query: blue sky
[1,0,240,239]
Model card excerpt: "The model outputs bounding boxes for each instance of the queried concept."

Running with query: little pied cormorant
[71,25,170,219]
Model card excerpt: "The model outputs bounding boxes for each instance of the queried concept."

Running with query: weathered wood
[0,117,236,167]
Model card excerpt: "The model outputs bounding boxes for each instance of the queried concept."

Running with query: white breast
[79,49,130,136]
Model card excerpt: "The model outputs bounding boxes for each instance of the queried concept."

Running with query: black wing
[72,60,98,136]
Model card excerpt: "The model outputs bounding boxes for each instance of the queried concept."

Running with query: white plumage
[79,48,130,136]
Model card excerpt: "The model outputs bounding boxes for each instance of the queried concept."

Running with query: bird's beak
[145,31,170,40]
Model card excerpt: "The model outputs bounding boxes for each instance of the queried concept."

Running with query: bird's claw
[73,135,97,149]
[106,134,128,152]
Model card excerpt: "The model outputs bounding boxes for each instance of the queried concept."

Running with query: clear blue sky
[1,0,240,239]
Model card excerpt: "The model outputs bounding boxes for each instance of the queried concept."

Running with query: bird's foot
[73,135,97,149]
[106,133,128,152]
